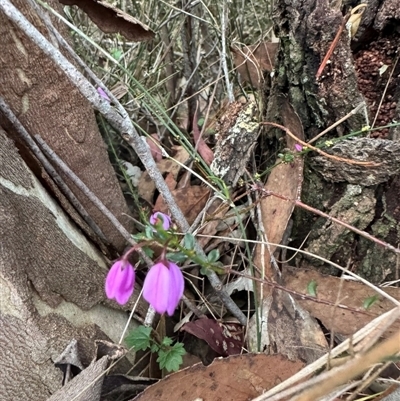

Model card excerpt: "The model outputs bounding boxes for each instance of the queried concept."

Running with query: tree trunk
[0,2,145,399]
[265,0,400,283]
[0,0,134,254]
[0,127,143,400]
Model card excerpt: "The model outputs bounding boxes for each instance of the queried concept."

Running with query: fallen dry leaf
[154,185,210,225]
[48,356,108,401]
[250,100,328,363]
[283,266,400,338]
[196,198,228,248]
[132,353,304,401]
[59,0,155,42]
[254,98,305,291]
[193,112,214,165]
[181,317,244,357]
[231,42,278,89]
[146,134,163,162]
[138,146,189,204]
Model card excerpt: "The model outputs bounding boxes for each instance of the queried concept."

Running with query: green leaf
[145,226,154,239]
[307,280,318,297]
[125,326,152,351]
[161,336,173,347]
[200,266,209,275]
[183,233,195,250]
[211,261,225,274]
[112,49,122,60]
[150,343,160,353]
[142,246,155,259]
[166,252,188,263]
[131,232,146,241]
[363,295,379,310]
[154,229,169,241]
[207,249,220,263]
[156,342,186,372]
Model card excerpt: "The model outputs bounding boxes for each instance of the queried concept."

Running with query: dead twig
[220,1,234,102]
[308,102,366,145]
[262,121,380,167]
[316,13,350,79]
[291,328,400,401]
[371,53,400,130]
[250,306,400,401]
[252,186,400,256]
[226,268,382,317]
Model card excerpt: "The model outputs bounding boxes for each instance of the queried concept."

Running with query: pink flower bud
[105,260,135,305]
[150,212,172,230]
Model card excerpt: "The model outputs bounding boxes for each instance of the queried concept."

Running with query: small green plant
[105,211,225,372]
[307,279,318,297]
[363,295,379,310]
[125,325,186,372]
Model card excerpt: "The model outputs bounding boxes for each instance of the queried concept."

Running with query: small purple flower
[105,260,135,305]
[143,260,184,316]
[97,87,111,102]
[294,143,303,152]
[150,212,172,230]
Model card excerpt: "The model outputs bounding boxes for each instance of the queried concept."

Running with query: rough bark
[265,0,400,283]
[0,0,134,254]
[0,127,141,401]
[0,2,147,398]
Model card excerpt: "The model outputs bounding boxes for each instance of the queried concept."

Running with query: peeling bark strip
[0,127,140,400]
[312,138,400,185]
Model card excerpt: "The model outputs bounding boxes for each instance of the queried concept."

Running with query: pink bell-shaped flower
[150,212,172,230]
[105,260,135,305]
[143,260,184,316]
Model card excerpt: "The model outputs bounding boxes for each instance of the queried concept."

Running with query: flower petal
[105,260,123,299]
[143,262,170,314]
[105,260,135,305]
[150,212,172,230]
[97,87,111,102]
[115,265,135,305]
[166,262,184,316]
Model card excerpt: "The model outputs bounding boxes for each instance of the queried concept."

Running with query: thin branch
[291,329,400,401]
[34,0,119,109]
[261,189,400,256]
[262,121,380,167]
[220,1,234,103]
[196,234,400,306]
[226,268,380,316]
[35,136,142,250]
[250,306,400,401]
[308,102,366,145]
[371,53,400,129]
[316,13,350,79]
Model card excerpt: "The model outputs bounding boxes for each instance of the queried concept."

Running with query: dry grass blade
[291,328,400,401]
[250,306,400,401]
